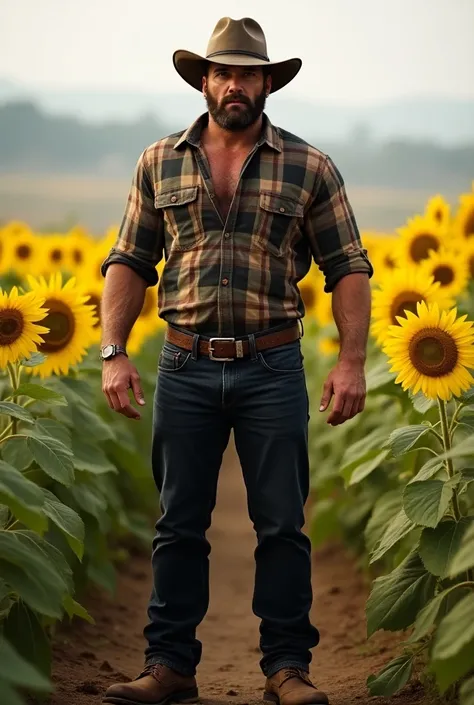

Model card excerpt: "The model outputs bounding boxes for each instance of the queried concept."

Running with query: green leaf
[50,375,95,406]
[70,404,116,442]
[409,390,436,414]
[4,602,51,679]
[340,427,388,470]
[87,560,117,595]
[432,637,474,693]
[41,488,85,560]
[432,593,474,661]
[35,417,72,449]
[14,383,67,406]
[408,584,466,643]
[460,386,474,404]
[409,459,445,484]
[0,636,51,691]
[403,480,453,528]
[26,433,74,486]
[0,402,34,424]
[62,594,95,624]
[0,680,26,705]
[0,460,47,533]
[71,436,117,475]
[1,436,34,471]
[370,509,415,564]
[419,519,472,577]
[364,490,402,554]
[20,351,47,367]
[19,530,73,594]
[366,550,436,637]
[0,532,69,618]
[310,499,341,547]
[70,483,108,528]
[448,521,474,576]
[348,450,389,486]
[366,361,397,393]
[460,676,474,705]
[384,425,431,457]
[367,655,413,697]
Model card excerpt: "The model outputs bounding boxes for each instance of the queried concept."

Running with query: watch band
[100,344,128,360]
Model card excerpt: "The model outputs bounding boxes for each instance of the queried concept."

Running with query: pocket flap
[155,185,198,209]
[259,192,304,218]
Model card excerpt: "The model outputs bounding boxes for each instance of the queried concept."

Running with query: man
[100,16,373,705]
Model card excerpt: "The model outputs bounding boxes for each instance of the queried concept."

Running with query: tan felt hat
[173,17,302,94]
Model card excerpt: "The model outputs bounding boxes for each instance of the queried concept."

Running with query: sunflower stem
[0,421,14,442]
[449,402,462,440]
[6,362,21,436]
[0,433,29,446]
[437,398,462,522]
[427,428,444,446]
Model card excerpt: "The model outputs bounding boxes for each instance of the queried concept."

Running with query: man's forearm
[100,264,147,347]
[331,273,371,364]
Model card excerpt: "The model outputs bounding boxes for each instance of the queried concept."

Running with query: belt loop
[191,333,200,360]
[298,319,304,338]
[248,333,258,361]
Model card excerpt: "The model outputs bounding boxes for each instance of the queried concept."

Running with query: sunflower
[419,246,469,300]
[0,230,13,276]
[65,231,95,272]
[382,301,474,401]
[25,272,98,378]
[368,235,402,284]
[319,335,339,357]
[299,265,323,318]
[371,266,453,344]
[0,221,34,239]
[424,194,451,226]
[77,279,104,345]
[40,235,73,276]
[315,291,333,328]
[0,287,49,368]
[4,230,45,279]
[453,186,474,240]
[395,214,448,266]
[127,319,153,356]
[466,238,474,281]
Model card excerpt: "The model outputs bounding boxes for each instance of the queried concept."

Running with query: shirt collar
[173,112,282,153]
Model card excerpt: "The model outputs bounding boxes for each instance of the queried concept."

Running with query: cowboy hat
[173,17,302,94]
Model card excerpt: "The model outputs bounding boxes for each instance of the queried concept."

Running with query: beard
[205,86,267,131]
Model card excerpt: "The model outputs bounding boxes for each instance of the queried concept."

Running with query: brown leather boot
[102,663,199,705]
[263,667,329,705]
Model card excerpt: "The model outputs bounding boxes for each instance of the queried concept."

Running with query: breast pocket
[255,192,305,258]
[154,185,205,252]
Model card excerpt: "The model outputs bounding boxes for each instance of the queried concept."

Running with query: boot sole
[103,686,199,705]
[263,692,329,705]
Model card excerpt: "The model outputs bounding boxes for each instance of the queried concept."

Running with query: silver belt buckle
[208,337,235,362]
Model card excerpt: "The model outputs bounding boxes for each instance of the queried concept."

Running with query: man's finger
[130,374,146,406]
[111,389,141,420]
[319,379,334,411]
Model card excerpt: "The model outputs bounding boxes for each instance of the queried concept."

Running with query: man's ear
[265,74,272,96]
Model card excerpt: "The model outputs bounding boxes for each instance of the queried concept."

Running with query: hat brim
[173,50,302,94]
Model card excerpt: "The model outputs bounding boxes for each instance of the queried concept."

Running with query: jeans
[143,327,320,677]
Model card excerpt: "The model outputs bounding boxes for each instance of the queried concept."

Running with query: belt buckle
[208,337,235,362]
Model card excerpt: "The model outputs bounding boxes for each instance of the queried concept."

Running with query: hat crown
[206,17,269,61]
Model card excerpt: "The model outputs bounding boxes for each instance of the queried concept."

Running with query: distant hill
[1,77,474,146]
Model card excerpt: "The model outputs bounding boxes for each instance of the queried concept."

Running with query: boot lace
[281,667,314,688]
[139,664,168,684]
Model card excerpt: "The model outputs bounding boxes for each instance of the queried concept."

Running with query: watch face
[102,344,114,359]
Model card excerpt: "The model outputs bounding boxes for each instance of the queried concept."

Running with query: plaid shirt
[101,112,373,337]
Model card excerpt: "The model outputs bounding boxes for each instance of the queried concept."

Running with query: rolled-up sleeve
[304,155,373,292]
[101,149,164,287]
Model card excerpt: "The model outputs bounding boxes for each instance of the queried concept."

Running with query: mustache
[222,94,251,106]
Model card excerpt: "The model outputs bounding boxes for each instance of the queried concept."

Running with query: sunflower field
[0,182,473,704]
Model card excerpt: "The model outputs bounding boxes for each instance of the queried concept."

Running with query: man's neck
[202,113,263,150]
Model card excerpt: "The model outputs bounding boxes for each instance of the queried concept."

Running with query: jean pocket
[257,341,304,373]
[158,344,191,372]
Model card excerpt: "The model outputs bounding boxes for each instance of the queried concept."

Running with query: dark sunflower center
[87,294,101,328]
[433,265,455,286]
[465,209,474,238]
[409,328,458,377]
[51,248,63,262]
[72,248,83,265]
[0,308,24,345]
[141,288,157,317]
[300,284,316,309]
[410,234,439,262]
[39,298,75,353]
[434,209,443,223]
[384,254,396,269]
[16,244,32,260]
[390,292,424,324]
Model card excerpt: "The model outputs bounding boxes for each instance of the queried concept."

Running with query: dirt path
[50,441,428,705]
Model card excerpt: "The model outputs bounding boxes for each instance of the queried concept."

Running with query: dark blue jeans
[144,328,320,678]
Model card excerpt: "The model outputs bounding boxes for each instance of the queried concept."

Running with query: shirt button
[279,206,286,213]
[224,232,231,239]
[170,195,177,203]
[221,278,229,286]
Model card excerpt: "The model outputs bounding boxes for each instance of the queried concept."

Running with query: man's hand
[319,359,366,426]
[102,355,145,420]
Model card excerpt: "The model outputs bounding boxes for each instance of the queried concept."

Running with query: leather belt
[165,323,301,361]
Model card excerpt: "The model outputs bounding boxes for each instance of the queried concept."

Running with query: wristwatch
[100,344,128,361]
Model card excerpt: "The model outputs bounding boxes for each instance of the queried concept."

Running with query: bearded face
[204,65,269,131]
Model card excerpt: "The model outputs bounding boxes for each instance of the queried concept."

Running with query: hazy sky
[2,0,473,105]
